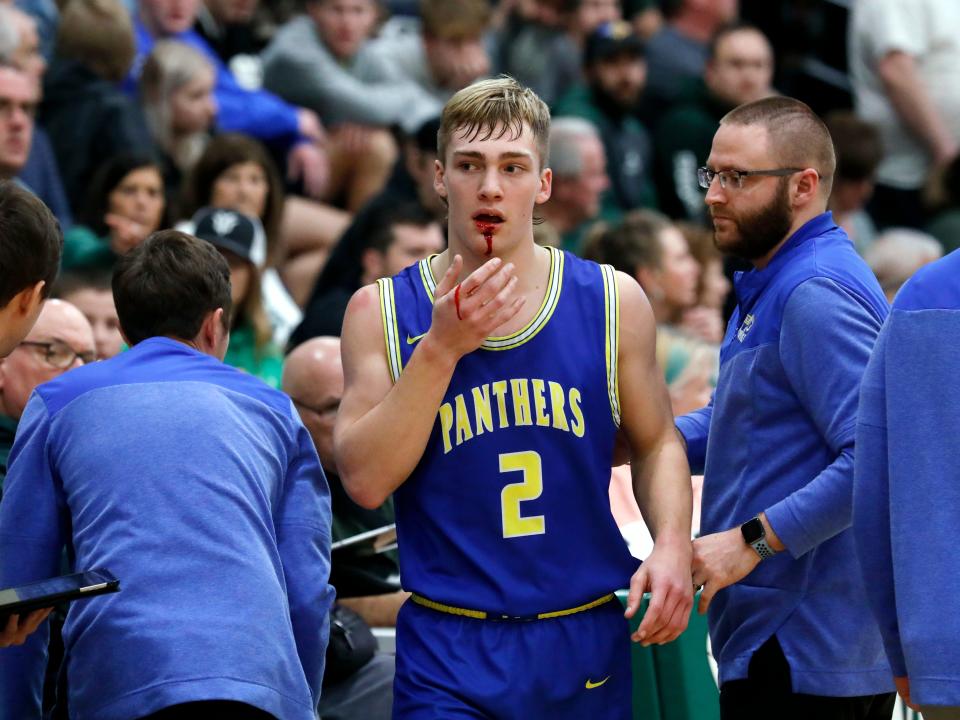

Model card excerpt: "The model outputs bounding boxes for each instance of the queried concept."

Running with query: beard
[712,178,793,262]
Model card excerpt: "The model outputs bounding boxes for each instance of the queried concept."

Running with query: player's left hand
[625,538,693,646]
[691,527,761,615]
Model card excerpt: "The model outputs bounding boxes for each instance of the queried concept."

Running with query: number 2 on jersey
[499,450,546,538]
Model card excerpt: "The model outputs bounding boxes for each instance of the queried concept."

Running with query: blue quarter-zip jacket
[853,250,960,706]
[676,213,893,695]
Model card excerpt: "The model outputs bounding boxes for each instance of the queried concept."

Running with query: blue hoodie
[676,213,893,695]
[0,338,334,719]
[853,249,960,706]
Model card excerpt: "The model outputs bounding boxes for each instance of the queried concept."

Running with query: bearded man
[676,96,897,720]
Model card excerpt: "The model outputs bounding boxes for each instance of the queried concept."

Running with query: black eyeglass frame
[18,340,97,369]
[697,166,810,190]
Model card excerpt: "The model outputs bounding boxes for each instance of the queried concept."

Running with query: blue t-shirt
[853,250,960,705]
[676,212,893,695]
[0,337,333,719]
[379,248,637,616]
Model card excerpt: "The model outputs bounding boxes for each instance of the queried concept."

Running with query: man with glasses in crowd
[677,96,896,718]
[0,298,95,492]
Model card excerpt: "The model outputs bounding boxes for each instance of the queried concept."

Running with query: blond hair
[438,76,551,167]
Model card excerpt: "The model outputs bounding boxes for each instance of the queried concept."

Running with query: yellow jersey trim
[376,278,403,383]
[410,591,616,621]
[417,246,564,351]
[601,265,621,427]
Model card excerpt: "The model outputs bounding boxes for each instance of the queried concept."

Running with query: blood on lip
[474,217,499,256]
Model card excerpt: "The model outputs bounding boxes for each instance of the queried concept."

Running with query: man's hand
[105,213,150,255]
[421,255,524,363]
[894,676,919,712]
[287,142,330,200]
[692,527,761,614]
[624,538,693,646]
[0,608,51,648]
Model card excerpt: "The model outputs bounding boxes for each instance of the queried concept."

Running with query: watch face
[741,517,765,545]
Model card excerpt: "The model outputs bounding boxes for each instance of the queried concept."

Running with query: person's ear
[433,157,447,199]
[792,168,821,207]
[17,281,45,318]
[536,167,553,205]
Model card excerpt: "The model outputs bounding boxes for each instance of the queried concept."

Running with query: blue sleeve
[675,395,713,474]
[276,418,335,707]
[764,278,885,558]
[0,394,67,715]
[852,320,906,676]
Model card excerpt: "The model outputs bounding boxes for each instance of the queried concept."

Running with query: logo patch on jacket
[737,313,755,342]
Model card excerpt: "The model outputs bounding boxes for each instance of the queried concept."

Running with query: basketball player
[335,77,693,718]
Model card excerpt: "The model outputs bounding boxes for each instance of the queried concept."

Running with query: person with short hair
[853,249,960,719]
[56,267,125,361]
[679,96,895,718]
[0,229,334,718]
[336,76,693,718]
[863,228,942,303]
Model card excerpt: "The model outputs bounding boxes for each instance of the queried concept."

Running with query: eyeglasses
[697,166,806,190]
[18,340,97,369]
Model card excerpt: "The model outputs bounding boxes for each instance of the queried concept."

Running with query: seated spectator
[0,229,334,718]
[140,40,217,210]
[290,201,444,346]
[643,0,737,110]
[825,111,884,255]
[0,63,34,185]
[864,228,943,303]
[283,336,398,719]
[262,0,441,137]
[62,154,167,271]
[926,154,960,254]
[654,21,774,220]
[191,207,285,387]
[368,0,492,102]
[180,133,348,319]
[555,20,656,215]
[0,299,94,490]
[0,15,71,228]
[56,268,125,361]
[496,0,621,108]
[40,0,152,217]
[130,0,330,200]
[537,116,611,254]
[678,220,729,343]
[584,209,715,414]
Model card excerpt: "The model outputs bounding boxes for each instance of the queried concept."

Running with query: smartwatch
[740,516,776,560]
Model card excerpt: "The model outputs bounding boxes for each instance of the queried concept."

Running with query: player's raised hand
[625,539,693,646]
[426,254,525,360]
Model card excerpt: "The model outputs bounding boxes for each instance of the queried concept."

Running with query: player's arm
[335,255,522,509]
[616,272,694,645]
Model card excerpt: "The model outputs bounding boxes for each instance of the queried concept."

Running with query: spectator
[40,0,152,217]
[0,229,334,718]
[537,116,611,253]
[849,0,960,229]
[0,299,94,490]
[283,336,398,719]
[853,250,960,719]
[0,4,45,79]
[180,133,349,318]
[56,267,125,361]
[194,0,271,68]
[191,207,285,388]
[368,0,492,102]
[140,39,217,209]
[262,0,442,136]
[62,153,167,271]
[0,63,35,186]
[555,20,656,215]
[290,201,444,346]
[863,228,943,303]
[131,0,330,200]
[643,0,738,109]
[679,219,730,340]
[654,21,774,221]
[495,0,621,109]
[824,112,883,255]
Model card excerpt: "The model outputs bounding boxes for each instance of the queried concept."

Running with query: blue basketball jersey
[378,247,638,616]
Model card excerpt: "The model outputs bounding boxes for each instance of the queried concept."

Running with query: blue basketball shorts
[393,595,632,719]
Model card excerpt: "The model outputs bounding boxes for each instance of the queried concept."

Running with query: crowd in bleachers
[1,0,959,716]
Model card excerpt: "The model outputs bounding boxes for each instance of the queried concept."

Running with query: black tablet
[0,569,120,619]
